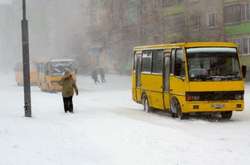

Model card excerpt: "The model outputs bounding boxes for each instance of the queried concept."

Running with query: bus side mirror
[242,65,247,79]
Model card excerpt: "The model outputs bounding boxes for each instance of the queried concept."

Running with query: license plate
[212,104,224,109]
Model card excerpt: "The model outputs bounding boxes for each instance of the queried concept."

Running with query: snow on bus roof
[49,59,75,62]
[134,42,237,51]
[187,47,237,53]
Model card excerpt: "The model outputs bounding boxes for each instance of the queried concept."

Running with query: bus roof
[133,42,237,51]
[49,59,75,63]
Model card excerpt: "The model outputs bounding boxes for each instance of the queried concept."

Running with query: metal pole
[22,0,32,117]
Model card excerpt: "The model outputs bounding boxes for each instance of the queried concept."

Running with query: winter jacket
[59,76,78,97]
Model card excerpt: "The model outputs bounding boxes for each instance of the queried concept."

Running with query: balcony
[162,4,185,16]
[224,0,239,4]
[225,22,250,36]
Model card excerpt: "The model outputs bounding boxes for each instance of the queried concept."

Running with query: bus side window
[164,54,171,92]
[133,51,136,71]
[152,50,163,74]
[135,53,142,88]
[142,51,152,73]
[170,49,176,74]
[175,49,185,77]
[46,63,50,75]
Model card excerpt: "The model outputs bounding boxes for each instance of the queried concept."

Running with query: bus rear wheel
[221,111,232,120]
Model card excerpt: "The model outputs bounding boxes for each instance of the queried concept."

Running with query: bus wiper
[191,75,210,81]
[209,75,240,80]
[223,75,241,80]
[208,75,224,80]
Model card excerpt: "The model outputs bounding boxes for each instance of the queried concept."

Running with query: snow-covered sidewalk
[0,74,250,165]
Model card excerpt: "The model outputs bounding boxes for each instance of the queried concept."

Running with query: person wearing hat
[59,70,78,113]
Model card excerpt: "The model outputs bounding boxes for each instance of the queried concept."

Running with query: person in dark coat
[59,71,78,113]
[99,67,106,83]
[91,69,99,84]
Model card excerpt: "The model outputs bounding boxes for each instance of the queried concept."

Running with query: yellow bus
[39,59,77,92]
[132,42,247,120]
[15,62,40,86]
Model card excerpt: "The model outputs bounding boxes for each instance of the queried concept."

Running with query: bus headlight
[186,94,200,101]
[235,94,243,100]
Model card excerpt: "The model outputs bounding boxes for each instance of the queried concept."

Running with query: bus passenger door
[135,54,142,102]
[163,54,171,110]
[169,48,186,104]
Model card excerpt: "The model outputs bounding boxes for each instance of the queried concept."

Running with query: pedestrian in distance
[59,71,78,113]
[99,67,106,83]
[91,69,100,84]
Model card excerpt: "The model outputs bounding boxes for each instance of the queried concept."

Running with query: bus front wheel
[170,98,188,120]
[143,96,152,113]
[221,111,232,120]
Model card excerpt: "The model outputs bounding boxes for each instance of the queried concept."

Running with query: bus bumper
[183,100,244,113]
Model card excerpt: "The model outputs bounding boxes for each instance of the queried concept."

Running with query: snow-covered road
[0,74,250,165]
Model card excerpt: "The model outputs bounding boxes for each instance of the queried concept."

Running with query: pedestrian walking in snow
[91,69,100,84]
[99,67,106,83]
[59,71,78,113]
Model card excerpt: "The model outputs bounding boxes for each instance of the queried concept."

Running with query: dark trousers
[63,96,73,113]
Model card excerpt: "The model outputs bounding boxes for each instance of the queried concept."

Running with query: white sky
[0,0,12,4]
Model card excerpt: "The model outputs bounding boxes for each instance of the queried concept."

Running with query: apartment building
[85,0,250,76]
[160,0,250,78]
[224,0,250,68]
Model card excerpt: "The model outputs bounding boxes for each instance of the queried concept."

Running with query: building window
[224,3,250,24]
[241,3,250,21]
[242,38,248,54]
[208,13,216,27]
[153,0,162,8]
[162,0,183,8]
[162,0,169,7]
[233,38,250,55]
[189,0,199,3]
[166,13,185,33]
[189,15,200,31]
[177,0,184,3]
[224,4,241,24]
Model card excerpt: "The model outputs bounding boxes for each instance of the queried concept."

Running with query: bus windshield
[187,47,241,81]
[48,61,75,76]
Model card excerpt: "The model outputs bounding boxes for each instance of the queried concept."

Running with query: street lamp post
[21,0,32,117]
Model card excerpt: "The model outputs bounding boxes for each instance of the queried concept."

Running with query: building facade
[224,0,250,69]
[85,0,250,75]
[160,0,250,78]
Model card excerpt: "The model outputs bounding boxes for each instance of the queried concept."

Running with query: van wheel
[143,96,152,113]
[221,111,232,120]
[170,98,188,120]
